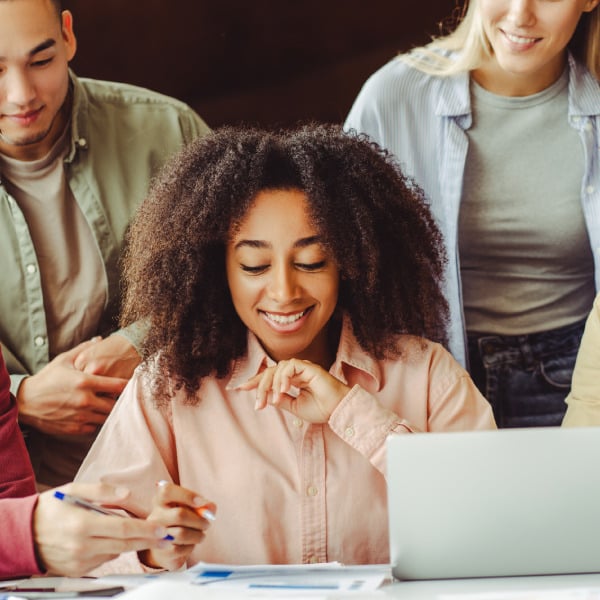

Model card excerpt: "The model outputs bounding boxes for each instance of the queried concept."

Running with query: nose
[505,0,536,28]
[267,263,299,304]
[5,68,36,107]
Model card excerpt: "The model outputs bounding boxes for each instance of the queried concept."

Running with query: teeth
[505,32,537,44]
[264,310,306,325]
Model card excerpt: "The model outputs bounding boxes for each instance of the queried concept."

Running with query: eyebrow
[0,38,57,61]
[30,39,56,55]
[234,235,322,251]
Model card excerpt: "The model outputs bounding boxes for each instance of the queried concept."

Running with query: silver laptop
[387,427,600,580]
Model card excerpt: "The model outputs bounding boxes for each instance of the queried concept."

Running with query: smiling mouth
[261,307,312,325]
[502,30,540,45]
[4,107,43,122]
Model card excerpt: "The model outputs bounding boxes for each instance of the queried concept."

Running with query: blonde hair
[404,0,600,80]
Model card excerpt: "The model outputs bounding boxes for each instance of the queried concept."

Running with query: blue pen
[53,491,175,541]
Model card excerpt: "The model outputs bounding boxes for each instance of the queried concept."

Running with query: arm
[239,359,412,477]
[0,349,36,498]
[241,347,495,476]
[563,295,600,426]
[0,494,41,578]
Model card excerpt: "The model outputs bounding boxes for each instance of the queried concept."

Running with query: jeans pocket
[538,352,578,391]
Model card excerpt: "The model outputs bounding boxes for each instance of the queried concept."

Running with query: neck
[471,55,567,97]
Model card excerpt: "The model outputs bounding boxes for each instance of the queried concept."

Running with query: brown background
[63,1,458,128]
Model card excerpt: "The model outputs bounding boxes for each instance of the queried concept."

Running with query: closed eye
[31,58,53,67]
[240,264,269,274]
[296,260,326,271]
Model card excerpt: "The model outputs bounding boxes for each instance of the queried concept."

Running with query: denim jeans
[467,319,586,428]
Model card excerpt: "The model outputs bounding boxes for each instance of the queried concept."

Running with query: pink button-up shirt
[77,319,495,570]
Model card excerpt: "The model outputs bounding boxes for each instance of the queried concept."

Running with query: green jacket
[1,71,210,395]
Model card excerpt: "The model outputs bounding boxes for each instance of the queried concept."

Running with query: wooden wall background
[62,1,458,128]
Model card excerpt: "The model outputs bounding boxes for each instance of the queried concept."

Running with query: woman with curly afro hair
[77,124,495,572]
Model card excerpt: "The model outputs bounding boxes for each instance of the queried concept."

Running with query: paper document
[106,562,390,597]
[188,561,390,593]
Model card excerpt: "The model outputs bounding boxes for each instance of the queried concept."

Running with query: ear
[583,0,600,13]
[61,10,77,62]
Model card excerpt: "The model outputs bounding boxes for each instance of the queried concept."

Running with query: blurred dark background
[63,1,458,128]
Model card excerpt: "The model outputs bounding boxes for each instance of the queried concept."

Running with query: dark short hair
[121,124,449,402]
[50,0,62,18]
[2,0,64,18]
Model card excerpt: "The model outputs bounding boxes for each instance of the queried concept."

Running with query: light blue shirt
[345,54,600,367]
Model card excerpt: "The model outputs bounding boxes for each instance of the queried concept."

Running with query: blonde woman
[346,0,600,428]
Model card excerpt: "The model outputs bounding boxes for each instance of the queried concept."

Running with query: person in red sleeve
[0,348,173,578]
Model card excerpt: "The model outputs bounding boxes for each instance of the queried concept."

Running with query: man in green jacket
[0,0,210,486]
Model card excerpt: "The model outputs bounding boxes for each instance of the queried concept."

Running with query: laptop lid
[387,427,600,580]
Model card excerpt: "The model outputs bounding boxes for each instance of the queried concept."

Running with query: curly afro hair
[121,123,449,402]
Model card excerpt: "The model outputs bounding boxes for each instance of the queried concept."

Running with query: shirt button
[293,418,303,428]
[26,264,36,274]
[307,486,318,497]
[34,336,45,347]
[344,426,355,438]
[586,185,595,194]
[572,116,580,124]
[77,137,88,148]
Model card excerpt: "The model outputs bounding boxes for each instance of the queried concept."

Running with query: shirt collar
[64,70,90,163]
[566,53,600,118]
[226,314,382,391]
[434,69,472,119]
[433,52,600,120]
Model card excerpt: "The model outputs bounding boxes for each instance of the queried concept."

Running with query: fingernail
[156,480,168,487]
[114,486,129,498]
[200,508,217,522]
[254,399,261,410]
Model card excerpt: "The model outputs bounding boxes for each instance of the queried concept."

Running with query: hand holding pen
[34,482,173,577]
[138,480,216,571]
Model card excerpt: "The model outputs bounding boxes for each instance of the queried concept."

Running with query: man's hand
[34,482,171,577]
[17,340,128,436]
[73,334,141,379]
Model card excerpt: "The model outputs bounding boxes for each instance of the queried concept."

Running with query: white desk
[378,573,600,599]
[108,572,600,599]
[5,572,600,599]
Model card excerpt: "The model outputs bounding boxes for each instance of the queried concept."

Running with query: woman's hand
[138,481,216,571]
[239,358,351,423]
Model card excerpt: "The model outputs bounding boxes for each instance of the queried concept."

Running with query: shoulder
[345,53,462,135]
[71,72,210,139]
[76,74,191,111]
[351,56,440,105]
[378,335,468,387]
